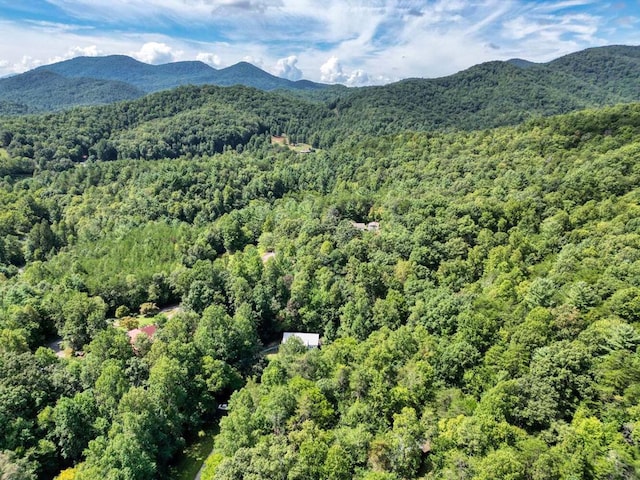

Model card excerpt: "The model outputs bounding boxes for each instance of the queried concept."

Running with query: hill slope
[1,102,640,479]
[0,69,145,113]
[0,84,328,169]
[0,55,329,113]
[327,45,640,134]
[1,45,640,165]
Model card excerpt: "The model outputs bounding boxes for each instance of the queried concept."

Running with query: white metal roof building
[282,332,321,348]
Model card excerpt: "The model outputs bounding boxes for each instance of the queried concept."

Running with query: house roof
[127,324,157,343]
[282,332,320,347]
[351,221,380,232]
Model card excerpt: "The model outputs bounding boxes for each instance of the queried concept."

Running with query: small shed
[282,332,320,348]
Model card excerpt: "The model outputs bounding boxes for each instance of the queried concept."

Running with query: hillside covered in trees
[1,45,640,174]
[1,45,639,117]
[0,55,332,114]
[0,50,640,479]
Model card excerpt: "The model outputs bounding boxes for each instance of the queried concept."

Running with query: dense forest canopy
[0,47,640,479]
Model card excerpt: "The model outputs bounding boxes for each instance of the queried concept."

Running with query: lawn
[270,135,317,153]
[137,315,158,327]
[288,142,315,153]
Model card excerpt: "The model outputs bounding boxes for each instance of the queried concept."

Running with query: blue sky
[0,0,639,85]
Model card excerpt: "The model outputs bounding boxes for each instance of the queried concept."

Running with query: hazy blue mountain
[0,55,329,113]
[31,55,327,92]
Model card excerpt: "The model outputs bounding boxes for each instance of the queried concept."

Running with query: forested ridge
[0,60,640,479]
[328,45,640,134]
[1,46,640,171]
[0,55,330,114]
[1,45,639,118]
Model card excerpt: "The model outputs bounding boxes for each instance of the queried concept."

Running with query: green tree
[49,391,98,461]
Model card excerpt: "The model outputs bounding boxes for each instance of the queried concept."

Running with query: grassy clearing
[137,315,158,327]
[270,135,317,153]
[169,423,220,480]
[289,142,315,153]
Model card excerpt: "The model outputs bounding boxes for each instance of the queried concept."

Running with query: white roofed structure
[282,332,320,348]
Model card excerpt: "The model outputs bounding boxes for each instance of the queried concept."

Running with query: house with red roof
[127,324,157,344]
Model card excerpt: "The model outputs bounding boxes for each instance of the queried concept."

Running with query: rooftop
[282,332,320,348]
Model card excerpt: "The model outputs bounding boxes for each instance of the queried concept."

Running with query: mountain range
[31,55,328,93]
[330,45,640,133]
[0,55,330,113]
[0,45,639,122]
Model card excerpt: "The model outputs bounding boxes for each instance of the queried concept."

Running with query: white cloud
[320,56,346,83]
[132,42,178,64]
[215,0,284,13]
[44,0,284,24]
[47,45,104,64]
[534,0,598,13]
[273,55,302,81]
[319,56,373,86]
[242,55,265,69]
[346,69,370,86]
[196,52,222,66]
[69,45,102,57]
[502,11,600,47]
[17,56,44,71]
[0,0,634,84]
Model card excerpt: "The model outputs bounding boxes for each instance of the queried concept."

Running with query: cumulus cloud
[196,52,222,66]
[274,55,302,81]
[242,55,265,69]
[320,56,347,83]
[68,45,102,57]
[132,42,178,64]
[346,69,370,86]
[319,56,371,86]
[48,45,103,64]
[16,56,44,71]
